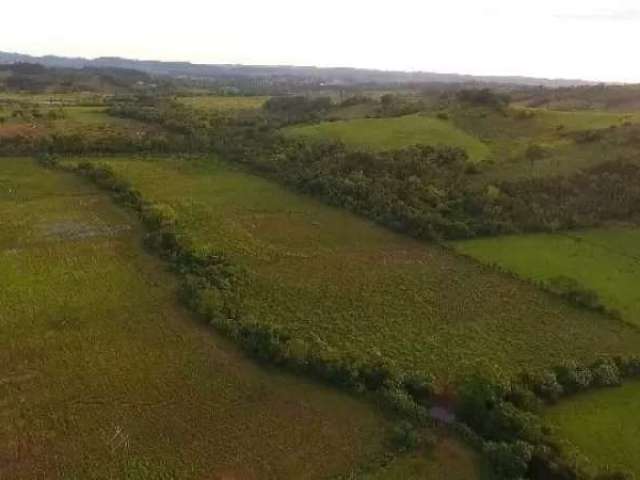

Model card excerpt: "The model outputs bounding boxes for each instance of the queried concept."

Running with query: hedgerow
[57,158,640,480]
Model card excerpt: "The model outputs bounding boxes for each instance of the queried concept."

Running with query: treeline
[0,128,188,156]
[233,137,640,241]
[104,97,640,242]
[456,355,640,480]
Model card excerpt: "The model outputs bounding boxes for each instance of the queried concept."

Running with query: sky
[3,0,640,82]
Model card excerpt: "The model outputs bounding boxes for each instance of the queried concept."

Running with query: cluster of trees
[227,136,640,242]
[0,126,187,156]
[263,95,333,124]
[456,355,640,479]
[456,88,511,109]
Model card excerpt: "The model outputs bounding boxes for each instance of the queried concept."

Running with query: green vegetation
[61,156,640,384]
[7,80,640,479]
[545,381,640,477]
[0,157,393,478]
[360,439,493,480]
[284,114,491,161]
[447,106,640,182]
[452,227,640,326]
[177,95,269,112]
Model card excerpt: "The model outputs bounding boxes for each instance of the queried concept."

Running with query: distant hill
[0,51,596,88]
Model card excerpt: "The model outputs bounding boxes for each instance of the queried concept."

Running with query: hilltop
[0,50,596,88]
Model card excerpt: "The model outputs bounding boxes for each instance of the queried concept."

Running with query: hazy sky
[4,0,640,82]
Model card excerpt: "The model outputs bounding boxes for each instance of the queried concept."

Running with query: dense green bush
[485,440,534,479]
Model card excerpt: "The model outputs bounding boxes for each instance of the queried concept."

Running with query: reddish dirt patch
[0,124,43,139]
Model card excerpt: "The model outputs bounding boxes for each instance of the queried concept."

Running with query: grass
[545,381,640,476]
[0,92,106,106]
[0,104,154,140]
[451,228,640,327]
[359,438,493,480]
[61,155,640,384]
[176,95,269,112]
[0,157,394,479]
[447,106,640,182]
[283,114,491,162]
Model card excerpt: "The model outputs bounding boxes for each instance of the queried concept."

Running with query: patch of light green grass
[452,228,640,327]
[177,95,269,112]
[284,115,491,162]
[545,381,640,476]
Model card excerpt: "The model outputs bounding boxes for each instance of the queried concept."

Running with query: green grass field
[0,157,396,479]
[452,228,640,327]
[177,95,269,112]
[284,115,491,162]
[360,438,492,480]
[545,381,640,476]
[61,156,640,384]
[447,106,640,182]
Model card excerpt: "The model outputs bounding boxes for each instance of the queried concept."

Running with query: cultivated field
[284,115,491,162]
[452,228,640,327]
[545,381,640,477]
[62,156,640,384]
[0,157,395,479]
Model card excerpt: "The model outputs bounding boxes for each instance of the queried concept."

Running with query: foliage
[485,441,533,479]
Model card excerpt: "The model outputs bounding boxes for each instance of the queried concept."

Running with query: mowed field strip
[283,115,491,162]
[452,228,640,327]
[0,158,392,479]
[64,156,640,383]
[545,381,640,477]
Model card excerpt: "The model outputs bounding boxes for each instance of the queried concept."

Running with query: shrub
[547,276,604,312]
[142,203,178,229]
[391,420,420,452]
[532,372,563,403]
[485,440,533,479]
[591,358,621,387]
[555,361,593,393]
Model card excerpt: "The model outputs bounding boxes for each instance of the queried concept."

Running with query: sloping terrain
[284,115,490,162]
[0,157,393,479]
[64,156,640,385]
[453,228,640,326]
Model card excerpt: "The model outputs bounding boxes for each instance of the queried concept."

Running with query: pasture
[62,155,640,384]
[448,106,640,181]
[361,438,492,480]
[545,381,640,477]
[0,157,393,479]
[177,95,269,112]
[452,228,640,327]
[283,114,491,162]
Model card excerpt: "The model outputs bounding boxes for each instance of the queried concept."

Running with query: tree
[485,440,534,479]
[525,143,546,169]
